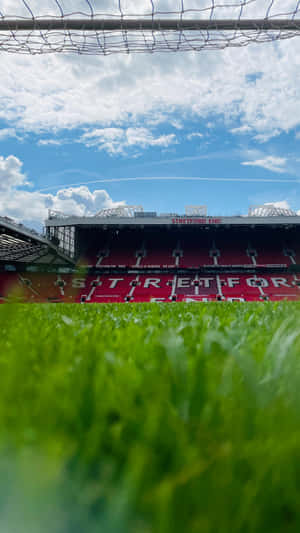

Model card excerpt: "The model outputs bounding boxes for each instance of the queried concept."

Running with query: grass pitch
[1,302,300,532]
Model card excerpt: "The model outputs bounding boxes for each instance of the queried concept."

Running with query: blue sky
[0,6,300,229]
[1,117,300,228]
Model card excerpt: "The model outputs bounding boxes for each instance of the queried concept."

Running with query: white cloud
[0,1,299,153]
[79,127,176,154]
[0,30,298,145]
[1,0,298,19]
[264,201,292,210]
[0,155,29,190]
[170,120,183,130]
[0,155,125,226]
[1,0,294,18]
[242,156,287,173]
[230,125,252,135]
[0,128,22,141]
[254,130,281,143]
[38,139,66,146]
[187,132,204,141]
[263,201,299,215]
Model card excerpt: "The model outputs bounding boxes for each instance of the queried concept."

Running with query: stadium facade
[1,205,300,303]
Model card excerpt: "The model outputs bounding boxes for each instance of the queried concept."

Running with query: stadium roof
[45,205,300,230]
[0,216,74,264]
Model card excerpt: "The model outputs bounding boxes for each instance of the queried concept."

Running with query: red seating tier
[0,274,19,301]
[139,237,177,268]
[1,273,299,303]
[78,231,298,269]
[179,234,213,267]
[218,248,253,266]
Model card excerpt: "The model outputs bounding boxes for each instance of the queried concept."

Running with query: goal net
[1,1,300,55]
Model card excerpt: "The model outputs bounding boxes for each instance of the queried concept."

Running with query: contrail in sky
[38,176,300,192]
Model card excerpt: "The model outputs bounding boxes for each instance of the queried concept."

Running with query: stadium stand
[217,235,253,267]
[80,275,138,303]
[132,275,174,302]
[19,273,67,302]
[99,232,141,268]
[249,233,288,266]
[0,272,299,303]
[283,240,300,265]
[1,205,300,302]
[139,234,177,268]
[0,273,19,302]
[179,233,213,268]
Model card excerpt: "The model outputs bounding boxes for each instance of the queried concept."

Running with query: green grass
[1,302,300,532]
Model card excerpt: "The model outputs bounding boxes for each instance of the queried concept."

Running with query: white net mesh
[0,0,300,54]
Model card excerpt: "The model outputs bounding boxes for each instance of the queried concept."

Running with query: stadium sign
[71,276,300,290]
[172,217,222,225]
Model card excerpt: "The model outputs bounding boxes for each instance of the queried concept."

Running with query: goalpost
[0,1,300,54]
